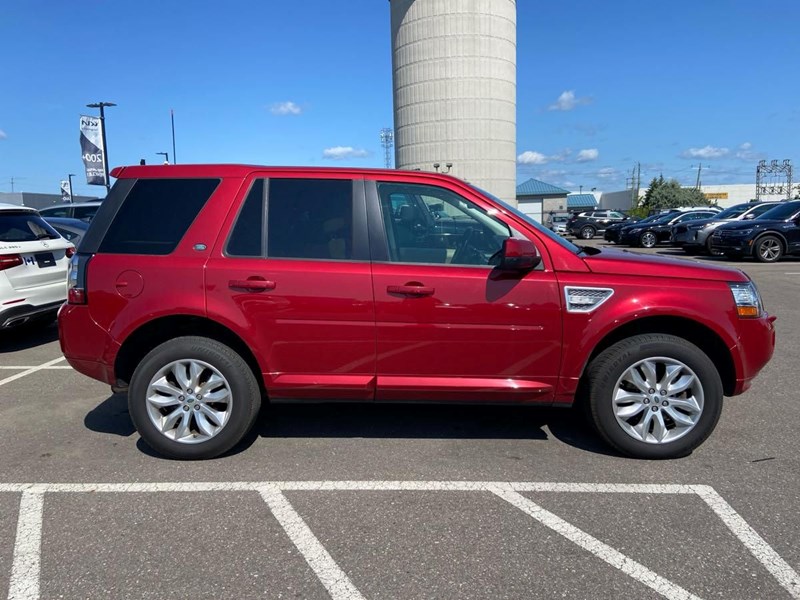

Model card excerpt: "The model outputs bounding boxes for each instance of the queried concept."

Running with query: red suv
[59,165,776,460]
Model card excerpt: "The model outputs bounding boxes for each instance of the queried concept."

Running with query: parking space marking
[489,485,700,600]
[0,481,797,600]
[0,367,72,370]
[8,491,43,600]
[0,358,65,388]
[258,486,366,600]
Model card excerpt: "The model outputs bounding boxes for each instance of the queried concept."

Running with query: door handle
[228,278,276,292]
[387,284,435,297]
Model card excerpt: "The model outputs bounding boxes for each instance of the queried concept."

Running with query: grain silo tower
[390,0,517,204]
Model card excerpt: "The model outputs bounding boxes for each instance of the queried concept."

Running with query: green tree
[639,177,712,212]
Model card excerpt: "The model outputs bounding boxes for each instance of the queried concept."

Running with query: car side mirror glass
[744,214,756,220]
[499,238,541,271]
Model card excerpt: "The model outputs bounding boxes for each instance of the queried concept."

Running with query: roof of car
[0,203,37,213]
[41,217,90,229]
[41,201,102,209]
[110,164,478,182]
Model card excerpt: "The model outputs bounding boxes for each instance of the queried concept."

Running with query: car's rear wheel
[128,336,262,460]
[753,235,783,263]
[639,231,657,248]
[586,334,722,459]
[580,225,596,239]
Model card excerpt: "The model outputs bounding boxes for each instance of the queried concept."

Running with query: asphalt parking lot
[0,242,798,600]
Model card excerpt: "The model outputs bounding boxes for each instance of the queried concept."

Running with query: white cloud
[548,90,592,111]
[739,142,752,150]
[0,129,6,140]
[322,146,369,160]
[596,167,618,179]
[517,151,549,165]
[576,148,599,162]
[735,141,764,162]
[681,145,729,159]
[270,101,302,116]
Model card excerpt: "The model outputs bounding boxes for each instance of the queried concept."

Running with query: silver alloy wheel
[145,359,233,444]
[612,356,704,444]
[640,232,657,248]
[757,238,781,261]
[581,226,595,239]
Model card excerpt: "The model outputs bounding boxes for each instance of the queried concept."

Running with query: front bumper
[731,313,777,395]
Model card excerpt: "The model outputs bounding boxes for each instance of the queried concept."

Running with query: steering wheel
[451,227,486,265]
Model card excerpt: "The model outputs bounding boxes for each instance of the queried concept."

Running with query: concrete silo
[390,0,517,204]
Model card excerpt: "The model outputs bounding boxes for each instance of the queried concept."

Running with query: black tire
[586,334,723,459]
[683,246,700,256]
[639,231,657,248]
[128,336,262,460]
[753,235,783,263]
[580,225,596,239]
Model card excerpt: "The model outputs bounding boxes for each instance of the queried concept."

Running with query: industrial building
[0,192,100,210]
[390,0,517,205]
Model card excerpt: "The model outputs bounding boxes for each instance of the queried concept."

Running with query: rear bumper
[58,303,119,385]
[0,301,63,328]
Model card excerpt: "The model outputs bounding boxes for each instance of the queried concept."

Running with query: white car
[0,203,74,329]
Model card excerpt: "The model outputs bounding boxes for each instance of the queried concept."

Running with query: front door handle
[229,278,276,292]
[387,284,435,297]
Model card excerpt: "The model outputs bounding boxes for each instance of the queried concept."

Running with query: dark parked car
[59,164,775,460]
[619,210,719,248]
[709,200,800,262]
[42,217,90,248]
[604,214,660,243]
[567,210,630,239]
[39,201,103,222]
[671,202,780,255]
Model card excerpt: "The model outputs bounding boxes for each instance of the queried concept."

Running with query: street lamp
[156,152,169,164]
[67,173,76,203]
[86,101,116,193]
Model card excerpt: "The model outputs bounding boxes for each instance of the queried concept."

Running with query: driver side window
[377,182,515,266]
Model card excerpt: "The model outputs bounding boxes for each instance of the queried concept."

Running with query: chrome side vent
[565,286,614,313]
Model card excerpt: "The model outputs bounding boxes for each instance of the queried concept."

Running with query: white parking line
[0,481,796,600]
[0,367,72,370]
[8,491,44,600]
[0,358,66,388]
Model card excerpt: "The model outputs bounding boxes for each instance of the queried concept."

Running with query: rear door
[204,175,376,400]
[366,178,562,403]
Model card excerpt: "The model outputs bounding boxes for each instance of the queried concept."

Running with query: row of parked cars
[560,201,800,263]
[0,202,98,329]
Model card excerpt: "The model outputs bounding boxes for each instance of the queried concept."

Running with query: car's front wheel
[128,336,262,460]
[580,225,596,239]
[586,334,723,459]
[753,235,783,263]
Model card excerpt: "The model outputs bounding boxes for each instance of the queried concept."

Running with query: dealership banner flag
[79,115,106,186]
[60,180,71,202]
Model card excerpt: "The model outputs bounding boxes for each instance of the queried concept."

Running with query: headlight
[729,281,764,318]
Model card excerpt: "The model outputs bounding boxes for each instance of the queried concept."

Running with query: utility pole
[171,109,177,164]
[694,163,702,190]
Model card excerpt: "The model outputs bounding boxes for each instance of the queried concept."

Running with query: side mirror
[743,214,756,220]
[499,238,541,271]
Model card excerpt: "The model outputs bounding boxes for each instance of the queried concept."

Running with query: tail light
[0,254,23,271]
[67,253,92,305]
[65,246,75,259]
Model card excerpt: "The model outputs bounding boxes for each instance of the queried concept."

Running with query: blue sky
[1,0,798,197]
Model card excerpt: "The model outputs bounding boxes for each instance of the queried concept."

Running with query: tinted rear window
[98,179,219,254]
[0,213,61,242]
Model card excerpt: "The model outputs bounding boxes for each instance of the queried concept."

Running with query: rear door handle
[229,278,276,292]
[387,284,435,297]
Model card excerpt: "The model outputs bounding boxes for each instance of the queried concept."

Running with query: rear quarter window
[0,213,61,242]
[98,179,219,255]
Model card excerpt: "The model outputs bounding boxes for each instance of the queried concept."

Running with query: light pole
[67,173,76,203]
[86,101,116,193]
[156,152,169,164]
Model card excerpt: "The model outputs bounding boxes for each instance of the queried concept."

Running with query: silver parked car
[671,202,780,255]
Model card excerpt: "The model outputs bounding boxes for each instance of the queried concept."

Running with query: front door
[367,179,562,403]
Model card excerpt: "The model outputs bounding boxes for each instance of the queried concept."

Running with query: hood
[582,247,747,282]
[719,219,785,231]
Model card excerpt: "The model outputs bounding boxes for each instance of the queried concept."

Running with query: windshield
[714,203,752,219]
[472,186,583,254]
[755,201,800,221]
